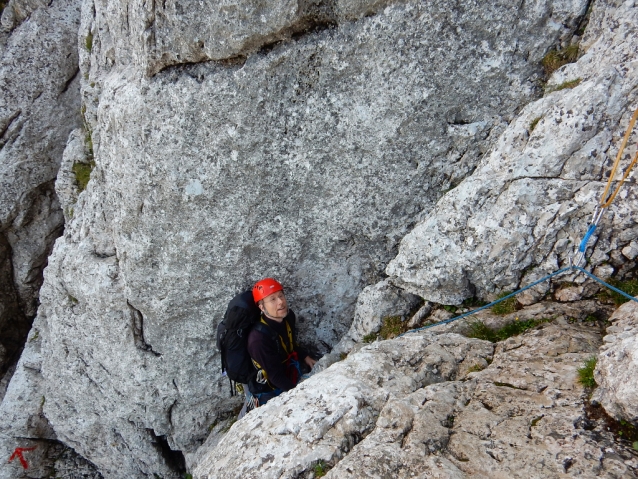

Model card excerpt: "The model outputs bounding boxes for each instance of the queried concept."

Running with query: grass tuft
[529,116,542,132]
[378,315,406,340]
[85,31,93,52]
[577,357,597,388]
[541,44,579,76]
[491,292,518,315]
[545,78,582,94]
[362,332,378,343]
[314,460,330,477]
[606,278,638,305]
[467,318,551,343]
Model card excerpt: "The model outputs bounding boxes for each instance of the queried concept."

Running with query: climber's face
[259,290,288,322]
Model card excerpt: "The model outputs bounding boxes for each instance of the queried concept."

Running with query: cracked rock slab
[191,333,493,478]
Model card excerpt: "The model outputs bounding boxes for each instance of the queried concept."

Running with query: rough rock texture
[347,278,422,342]
[87,0,407,76]
[22,0,592,475]
[194,321,637,478]
[0,315,101,479]
[193,332,494,477]
[0,0,81,376]
[594,298,638,425]
[387,0,638,305]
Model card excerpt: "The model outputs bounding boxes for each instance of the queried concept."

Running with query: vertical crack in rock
[128,301,161,357]
[147,428,186,475]
[60,68,80,96]
[0,232,30,381]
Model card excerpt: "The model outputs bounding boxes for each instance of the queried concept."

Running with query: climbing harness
[401,106,638,336]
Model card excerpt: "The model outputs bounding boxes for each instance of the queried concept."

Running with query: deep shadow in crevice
[147,429,186,474]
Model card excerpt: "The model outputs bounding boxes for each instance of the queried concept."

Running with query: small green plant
[68,295,78,304]
[72,161,95,192]
[530,416,543,427]
[85,31,93,52]
[529,116,542,132]
[541,44,579,75]
[40,396,45,407]
[184,474,193,479]
[29,330,40,342]
[584,315,598,323]
[467,318,551,343]
[442,305,457,314]
[578,357,597,388]
[545,78,582,94]
[379,315,405,339]
[314,460,330,477]
[339,352,348,361]
[362,332,378,343]
[633,441,638,451]
[466,364,485,373]
[491,292,518,315]
[607,278,638,306]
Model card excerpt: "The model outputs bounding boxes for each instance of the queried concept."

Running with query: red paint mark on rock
[9,446,37,469]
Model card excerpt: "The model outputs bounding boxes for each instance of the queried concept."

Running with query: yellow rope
[600,106,638,208]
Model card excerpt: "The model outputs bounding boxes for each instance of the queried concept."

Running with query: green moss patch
[379,315,407,339]
[542,44,579,76]
[72,161,95,192]
[466,318,551,343]
[85,31,93,52]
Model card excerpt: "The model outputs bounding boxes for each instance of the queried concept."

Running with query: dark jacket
[246,311,308,394]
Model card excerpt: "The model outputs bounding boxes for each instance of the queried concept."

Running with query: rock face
[193,331,494,477]
[387,0,638,305]
[22,0,592,475]
[193,320,637,478]
[594,298,638,424]
[0,314,101,479]
[0,0,81,377]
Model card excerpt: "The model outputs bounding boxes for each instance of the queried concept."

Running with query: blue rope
[579,224,597,253]
[574,266,638,303]
[399,265,637,337]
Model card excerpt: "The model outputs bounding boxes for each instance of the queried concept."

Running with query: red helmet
[252,278,284,303]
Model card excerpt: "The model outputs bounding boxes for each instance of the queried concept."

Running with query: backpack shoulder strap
[252,321,281,354]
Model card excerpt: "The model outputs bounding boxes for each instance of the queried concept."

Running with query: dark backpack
[216,290,278,394]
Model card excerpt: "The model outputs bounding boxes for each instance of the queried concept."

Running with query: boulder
[594,298,638,425]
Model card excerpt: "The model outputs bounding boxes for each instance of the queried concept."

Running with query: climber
[245,278,316,407]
